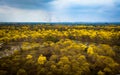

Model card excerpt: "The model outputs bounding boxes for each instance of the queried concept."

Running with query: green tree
[17,69,27,75]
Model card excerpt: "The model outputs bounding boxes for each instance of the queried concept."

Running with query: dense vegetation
[0,25,120,75]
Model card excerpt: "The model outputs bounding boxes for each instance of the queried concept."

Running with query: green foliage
[97,70,105,75]
[17,69,27,75]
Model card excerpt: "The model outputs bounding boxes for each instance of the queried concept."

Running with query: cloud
[0,0,120,22]
[0,0,53,9]
[0,6,50,22]
[49,0,120,22]
[50,0,114,10]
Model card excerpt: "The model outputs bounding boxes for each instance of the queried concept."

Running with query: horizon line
[0,22,120,23]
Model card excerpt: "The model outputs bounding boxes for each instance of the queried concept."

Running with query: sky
[0,0,120,22]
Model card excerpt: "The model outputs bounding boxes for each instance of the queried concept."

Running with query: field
[0,24,120,75]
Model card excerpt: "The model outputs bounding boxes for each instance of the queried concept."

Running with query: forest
[0,24,120,75]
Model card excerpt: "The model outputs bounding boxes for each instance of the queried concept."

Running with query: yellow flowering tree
[38,54,47,65]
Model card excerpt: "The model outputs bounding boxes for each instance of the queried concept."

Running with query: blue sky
[0,0,120,22]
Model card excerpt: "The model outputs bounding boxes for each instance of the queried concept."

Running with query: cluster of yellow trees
[0,25,120,75]
[0,25,120,45]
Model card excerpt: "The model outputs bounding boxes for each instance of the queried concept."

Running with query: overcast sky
[0,0,120,22]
